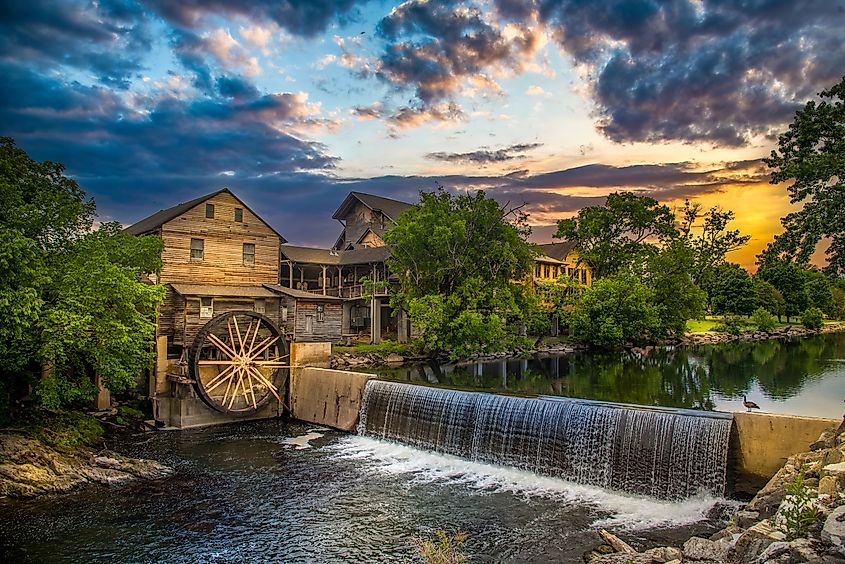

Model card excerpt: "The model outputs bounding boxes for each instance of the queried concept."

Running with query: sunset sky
[3,0,844,268]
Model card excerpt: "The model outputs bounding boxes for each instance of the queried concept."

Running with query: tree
[710,263,756,316]
[555,192,676,278]
[763,76,845,276]
[384,188,536,356]
[757,261,808,322]
[644,239,707,337]
[753,278,786,321]
[803,270,833,314]
[677,200,750,289]
[0,138,164,412]
[570,272,661,347]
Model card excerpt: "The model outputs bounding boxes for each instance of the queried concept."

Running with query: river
[368,332,845,419]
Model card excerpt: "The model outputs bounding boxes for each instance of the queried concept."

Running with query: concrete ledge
[154,397,282,429]
[291,342,332,368]
[732,412,839,491]
[290,367,374,431]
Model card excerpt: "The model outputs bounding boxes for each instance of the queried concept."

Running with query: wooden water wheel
[190,311,289,415]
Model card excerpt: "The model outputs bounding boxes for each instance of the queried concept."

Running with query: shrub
[773,465,821,541]
[412,530,468,564]
[750,307,777,332]
[800,307,824,330]
[713,316,744,335]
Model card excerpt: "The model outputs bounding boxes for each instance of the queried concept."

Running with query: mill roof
[124,188,287,242]
[170,283,277,298]
[263,284,345,301]
[280,244,391,265]
[331,191,413,222]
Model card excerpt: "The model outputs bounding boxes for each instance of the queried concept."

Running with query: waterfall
[357,380,733,500]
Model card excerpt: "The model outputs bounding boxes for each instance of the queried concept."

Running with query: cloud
[426,143,543,165]
[0,0,152,89]
[525,85,547,96]
[141,0,366,37]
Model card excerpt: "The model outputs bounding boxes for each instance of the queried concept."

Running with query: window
[190,238,204,261]
[206,203,215,218]
[316,304,325,322]
[234,207,243,222]
[535,264,541,277]
[200,297,213,318]
[243,243,255,266]
[254,299,265,314]
[544,265,550,278]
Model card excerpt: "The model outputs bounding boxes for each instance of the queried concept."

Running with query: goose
[743,395,760,412]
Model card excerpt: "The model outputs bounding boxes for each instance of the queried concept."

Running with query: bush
[750,307,777,332]
[412,530,467,564]
[773,465,821,541]
[713,316,744,335]
[800,307,824,329]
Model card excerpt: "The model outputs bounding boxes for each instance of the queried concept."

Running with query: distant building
[331,191,413,250]
[535,242,592,288]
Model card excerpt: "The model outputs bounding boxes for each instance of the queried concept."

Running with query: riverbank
[0,430,172,498]
[331,322,845,370]
[586,418,845,563]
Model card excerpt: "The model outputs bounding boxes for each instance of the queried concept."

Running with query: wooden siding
[173,297,281,347]
[159,192,280,285]
[358,230,385,248]
[293,301,342,342]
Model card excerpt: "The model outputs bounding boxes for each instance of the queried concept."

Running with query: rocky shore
[0,431,172,498]
[586,418,845,563]
[330,322,845,371]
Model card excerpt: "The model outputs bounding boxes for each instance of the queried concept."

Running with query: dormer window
[234,208,243,222]
[206,203,215,218]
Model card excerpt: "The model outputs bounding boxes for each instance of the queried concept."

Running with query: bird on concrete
[743,395,760,412]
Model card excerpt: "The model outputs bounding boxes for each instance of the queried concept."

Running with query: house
[536,241,592,287]
[331,191,413,250]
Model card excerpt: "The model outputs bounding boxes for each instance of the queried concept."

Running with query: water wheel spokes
[192,311,290,414]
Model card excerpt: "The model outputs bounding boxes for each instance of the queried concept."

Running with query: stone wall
[289,367,373,431]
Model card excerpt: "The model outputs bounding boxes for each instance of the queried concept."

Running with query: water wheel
[190,311,290,415]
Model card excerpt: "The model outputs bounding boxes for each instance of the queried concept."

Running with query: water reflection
[371,333,845,419]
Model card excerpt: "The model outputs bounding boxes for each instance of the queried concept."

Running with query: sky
[2,0,844,268]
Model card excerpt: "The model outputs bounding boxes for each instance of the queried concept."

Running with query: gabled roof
[535,254,564,265]
[124,188,287,242]
[280,244,391,265]
[331,191,413,222]
[170,283,277,298]
[264,284,345,302]
[537,241,577,262]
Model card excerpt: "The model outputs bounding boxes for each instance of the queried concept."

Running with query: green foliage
[712,316,745,335]
[774,465,821,541]
[0,138,165,413]
[758,261,809,321]
[334,339,420,357]
[800,307,824,330]
[750,307,778,332]
[412,530,467,564]
[30,411,104,451]
[763,76,845,277]
[831,286,845,320]
[710,263,756,316]
[385,188,536,356]
[570,273,661,347]
[555,192,676,278]
[644,239,707,337]
[804,271,833,314]
[753,278,786,321]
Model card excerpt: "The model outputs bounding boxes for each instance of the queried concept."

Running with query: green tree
[763,76,845,276]
[750,307,777,332]
[0,138,164,412]
[384,188,536,356]
[555,192,676,278]
[710,263,756,316]
[803,270,833,314]
[753,278,787,320]
[757,261,809,322]
[644,239,707,337]
[570,272,661,347]
[677,200,751,289]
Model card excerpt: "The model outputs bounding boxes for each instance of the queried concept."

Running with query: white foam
[281,431,324,449]
[327,436,739,530]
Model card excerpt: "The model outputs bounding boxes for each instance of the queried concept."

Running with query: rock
[683,536,732,561]
[589,554,654,564]
[734,520,787,564]
[821,505,845,555]
[811,428,838,451]
[819,475,841,496]
[384,353,404,364]
[788,538,821,562]
[755,541,790,562]
[643,546,682,561]
[733,510,761,529]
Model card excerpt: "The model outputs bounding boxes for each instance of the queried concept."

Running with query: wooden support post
[371,295,381,344]
[289,261,293,287]
[94,372,111,410]
[337,266,343,294]
[322,265,327,295]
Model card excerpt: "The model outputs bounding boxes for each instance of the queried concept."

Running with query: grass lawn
[685,315,809,333]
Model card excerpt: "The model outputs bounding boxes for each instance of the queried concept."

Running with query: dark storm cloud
[141,0,367,37]
[0,0,151,88]
[426,143,543,165]
[374,0,538,107]
[0,62,337,179]
[509,0,845,145]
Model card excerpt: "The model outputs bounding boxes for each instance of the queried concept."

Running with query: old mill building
[125,188,591,426]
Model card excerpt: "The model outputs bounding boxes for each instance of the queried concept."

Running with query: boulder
[682,536,732,561]
[384,353,404,364]
[733,520,787,564]
[821,505,845,555]
[643,546,683,561]
[733,510,761,529]
[588,554,654,564]
[818,475,840,496]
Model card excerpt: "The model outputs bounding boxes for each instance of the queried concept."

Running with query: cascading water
[357,380,733,500]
